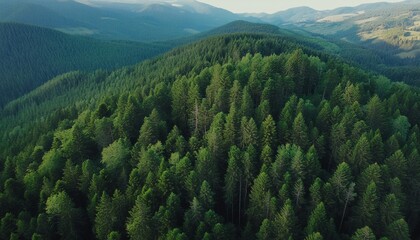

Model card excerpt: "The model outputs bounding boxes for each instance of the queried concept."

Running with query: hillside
[262,1,420,61]
[0,33,419,239]
[179,21,420,85]
[0,0,257,42]
[0,22,169,107]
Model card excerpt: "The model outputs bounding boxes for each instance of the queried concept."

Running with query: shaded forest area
[0,23,168,107]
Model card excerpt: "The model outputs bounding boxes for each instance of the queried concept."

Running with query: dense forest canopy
[0,34,420,240]
[0,22,169,107]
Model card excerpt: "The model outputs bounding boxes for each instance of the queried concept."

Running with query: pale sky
[197,0,405,13]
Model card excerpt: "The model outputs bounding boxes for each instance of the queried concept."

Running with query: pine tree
[292,113,309,150]
[172,77,190,132]
[240,118,259,148]
[305,202,331,238]
[305,232,324,240]
[95,192,113,240]
[45,191,81,239]
[355,181,378,230]
[126,194,153,240]
[225,146,242,221]
[247,172,272,228]
[257,219,274,240]
[273,199,298,239]
[261,115,277,150]
[379,194,402,229]
[385,150,408,182]
[240,86,254,118]
[386,219,410,240]
[351,226,375,240]
[199,181,215,210]
[366,95,386,132]
[351,134,372,173]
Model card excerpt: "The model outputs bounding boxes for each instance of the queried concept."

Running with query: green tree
[257,219,274,240]
[138,109,166,148]
[351,226,375,240]
[95,192,113,240]
[172,77,190,132]
[273,199,297,239]
[355,181,379,230]
[101,138,130,171]
[261,115,277,150]
[45,191,81,240]
[305,202,332,238]
[351,134,372,173]
[305,232,324,240]
[240,117,259,148]
[199,181,215,210]
[386,219,410,240]
[380,194,402,228]
[126,193,153,240]
[366,95,386,132]
[292,113,309,150]
[385,150,408,181]
[247,172,272,228]
[225,146,242,221]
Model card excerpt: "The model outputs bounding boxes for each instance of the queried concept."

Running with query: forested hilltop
[1,34,420,240]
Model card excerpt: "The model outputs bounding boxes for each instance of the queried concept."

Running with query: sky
[197,0,404,13]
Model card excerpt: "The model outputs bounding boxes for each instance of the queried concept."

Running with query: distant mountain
[0,0,258,41]
[0,22,169,107]
[260,1,420,61]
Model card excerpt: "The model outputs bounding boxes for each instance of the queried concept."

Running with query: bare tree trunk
[339,197,349,232]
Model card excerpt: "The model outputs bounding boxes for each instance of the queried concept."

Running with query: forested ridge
[1,34,420,239]
[0,22,169,107]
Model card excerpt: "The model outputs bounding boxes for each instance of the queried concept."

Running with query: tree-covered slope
[0,22,169,107]
[1,33,420,239]
[183,20,420,86]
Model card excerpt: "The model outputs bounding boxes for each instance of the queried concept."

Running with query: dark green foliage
[0,23,168,107]
[0,33,419,240]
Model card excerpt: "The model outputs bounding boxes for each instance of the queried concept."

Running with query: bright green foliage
[305,202,332,238]
[305,232,324,240]
[351,226,376,240]
[45,191,81,239]
[101,139,130,171]
[199,181,215,210]
[257,219,274,240]
[273,199,297,239]
[261,115,277,149]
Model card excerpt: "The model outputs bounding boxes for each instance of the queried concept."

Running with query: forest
[0,22,169,107]
[0,34,419,239]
